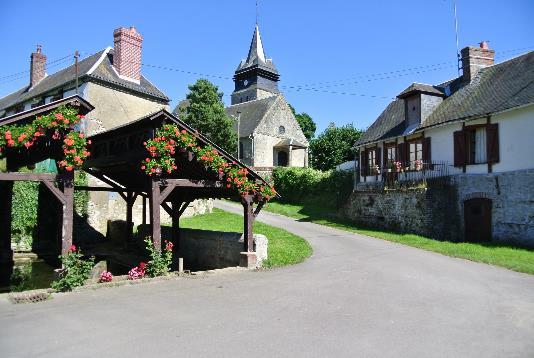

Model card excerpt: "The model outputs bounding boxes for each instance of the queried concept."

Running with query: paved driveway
[1,201,533,358]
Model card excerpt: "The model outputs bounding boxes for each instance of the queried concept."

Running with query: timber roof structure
[356,51,534,146]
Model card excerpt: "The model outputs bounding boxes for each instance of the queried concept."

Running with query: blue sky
[0,0,532,134]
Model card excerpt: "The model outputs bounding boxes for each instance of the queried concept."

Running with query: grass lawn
[180,208,312,268]
[262,201,534,275]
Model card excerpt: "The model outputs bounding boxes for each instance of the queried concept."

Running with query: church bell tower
[231,25,280,105]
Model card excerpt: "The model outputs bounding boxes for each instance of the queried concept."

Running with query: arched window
[279,126,285,135]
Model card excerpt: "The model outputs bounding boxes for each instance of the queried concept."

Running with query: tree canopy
[289,104,316,140]
[309,124,362,171]
[179,79,237,153]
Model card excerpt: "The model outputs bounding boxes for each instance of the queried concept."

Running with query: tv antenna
[453,0,461,76]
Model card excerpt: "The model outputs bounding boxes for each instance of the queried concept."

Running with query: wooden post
[60,173,74,256]
[126,191,134,242]
[0,181,14,286]
[149,178,162,252]
[242,195,254,252]
[142,196,147,225]
[171,201,182,252]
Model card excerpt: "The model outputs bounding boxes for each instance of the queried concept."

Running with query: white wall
[492,105,534,173]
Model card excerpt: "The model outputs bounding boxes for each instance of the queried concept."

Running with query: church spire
[231,25,279,105]
[246,25,266,65]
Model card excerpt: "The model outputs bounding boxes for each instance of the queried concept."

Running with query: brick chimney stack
[30,45,46,87]
[113,27,143,82]
[461,41,495,83]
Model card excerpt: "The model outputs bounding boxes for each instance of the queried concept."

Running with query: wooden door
[464,198,492,242]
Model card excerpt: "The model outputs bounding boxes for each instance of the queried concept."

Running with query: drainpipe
[249,134,254,167]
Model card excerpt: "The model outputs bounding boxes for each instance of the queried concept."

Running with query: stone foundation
[136,226,268,270]
[341,169,534,247]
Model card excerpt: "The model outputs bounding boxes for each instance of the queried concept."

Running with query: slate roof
[225,95,279,136]
[356,51,534,146]
[0,48,169,114]
[397,83,445,99]
[235,25,278,74]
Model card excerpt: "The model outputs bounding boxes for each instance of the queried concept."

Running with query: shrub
[128,262,146,280]
[51,245,95,292]
[271,167,354,208]
[144,237,173,277]
[99,271,113,283]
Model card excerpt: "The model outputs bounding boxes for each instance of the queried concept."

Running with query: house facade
[0,27,210,235]
[225,26,309,173]
[348,43,534,247]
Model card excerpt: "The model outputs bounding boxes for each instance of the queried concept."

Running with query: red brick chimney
[30,45,46,87]
[113,27,143,82]
[461,41,495,83]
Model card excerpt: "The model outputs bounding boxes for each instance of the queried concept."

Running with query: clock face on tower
[243,79,249,86]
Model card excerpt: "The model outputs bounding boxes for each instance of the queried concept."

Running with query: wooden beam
[159,182,177,204]
[84,169,128,201]
[42,180,66,205]
[163,179,223,188]
[161,202,174,217]
[126,191,135,243]
[254,201,264,218]
[0,172,57,182]
[178,201,191,217]
[149,178,162,252]
[60,173,74,256]
[241,195,254,253]
[74,186,147,197]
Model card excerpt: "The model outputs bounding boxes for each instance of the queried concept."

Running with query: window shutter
[376,147,382,170]
[360,150,367,176]
[397,142,406,164]
[453,130,466,167]
[486,123,499,163]
[422,137,431,163]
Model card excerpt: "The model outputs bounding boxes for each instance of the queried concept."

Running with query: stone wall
[341,169,534,247]
[136,227,268,270]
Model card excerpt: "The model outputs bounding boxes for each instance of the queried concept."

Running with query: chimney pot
[30,45,47,87]
[113,26,143,82]
[479,41,489,50]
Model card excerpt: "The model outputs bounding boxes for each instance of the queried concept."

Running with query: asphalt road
[1,201,533,358]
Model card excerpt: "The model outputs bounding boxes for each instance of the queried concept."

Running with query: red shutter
[397,142,406,165]
[453,130,466,167]
[422,137,431,163]
[486,123,499,163]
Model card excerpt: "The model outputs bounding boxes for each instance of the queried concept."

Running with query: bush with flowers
[143,237,174,277]
[128,262,146,280]
[0,105,91,171]
[140,124,276,201]
[51,245,95,292]
[99,271,113,283]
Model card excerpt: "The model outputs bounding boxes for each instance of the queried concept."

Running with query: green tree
[289,104,316,140]
[179,79,237,153]
[310,124,362,171]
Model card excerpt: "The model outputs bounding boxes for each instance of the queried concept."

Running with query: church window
[279,126,285,135]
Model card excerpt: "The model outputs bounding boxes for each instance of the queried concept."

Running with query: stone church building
[225,26,309,171]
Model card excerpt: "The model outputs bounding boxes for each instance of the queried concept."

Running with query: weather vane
[256,0,259,24]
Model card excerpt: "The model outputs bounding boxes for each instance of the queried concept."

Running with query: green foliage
[309,124,362,171]
[180,208,312,268]
[289,104,316,140]
[51,247,95,292]
[74,171,89,219]
[144,237,173,277]
[179,79,237,153]
[271,167,353,208]
[12,180,39,249]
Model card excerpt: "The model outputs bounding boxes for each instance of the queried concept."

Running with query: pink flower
[99,271,113,283]
[70,245,76,252]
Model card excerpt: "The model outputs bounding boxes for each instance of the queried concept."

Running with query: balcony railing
[358,160,461,191]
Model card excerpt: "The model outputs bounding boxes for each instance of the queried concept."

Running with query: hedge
[271,167,353,208]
